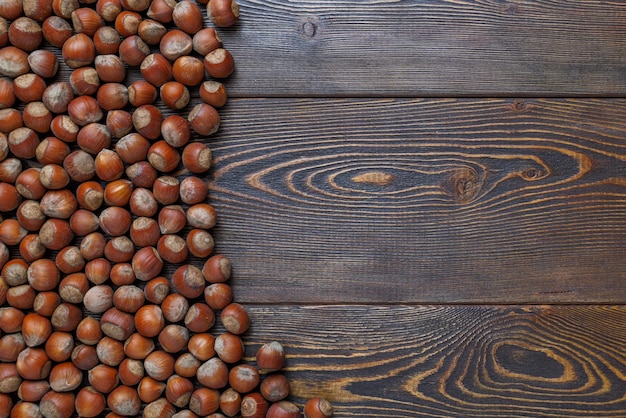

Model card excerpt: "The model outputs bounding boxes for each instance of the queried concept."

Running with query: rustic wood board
[245,305,626,417]
[208,97,626,304]
[216,0,626,97]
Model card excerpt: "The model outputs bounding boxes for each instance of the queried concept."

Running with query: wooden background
[208,0,626,416]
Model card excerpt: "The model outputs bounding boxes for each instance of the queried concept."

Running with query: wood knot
[444,168,482,203]
[300,17,318,39]
[494,343,565,380]
[351,171,394,186]
[509,100,530,112]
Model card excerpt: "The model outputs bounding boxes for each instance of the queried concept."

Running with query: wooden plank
[244,304,626,417]
[216,0,626,97]
[208,97,626,304]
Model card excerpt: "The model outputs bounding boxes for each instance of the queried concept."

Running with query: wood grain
[207,97,626,304]
[216,0,626,97]
[244,305,626,417]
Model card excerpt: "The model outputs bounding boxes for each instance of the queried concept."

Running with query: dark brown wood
[245,304,626,417]
[208,97,626,304]
[217,0,626,97]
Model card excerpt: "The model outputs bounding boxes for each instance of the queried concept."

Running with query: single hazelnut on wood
[207,0,240,27]
[256,341,285,372]
[304,397,334,418]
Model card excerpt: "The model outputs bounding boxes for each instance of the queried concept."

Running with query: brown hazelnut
[114,10,141,37]
[143,276,170,305]
[172,0,203,34]
[221,302,250,335]
[52,0,79,19]
[106,109,133,139]
[240,393,268,418]
[50,114,79,143]
[204,47,236,78]
[193,28,222,56]
[93,25,121,54]
[68,95,103,126]
[266,401,300,418]
[207,0,239,27]
[28,49,58,78]
[137,18,166,44]
[42,16,72,47]
[63,150,95,182]
[62,33,96,68]
[146,0,175,23]
[49,361,82,392]
[260,374,290,402]
[134,304,165,338]
[39,390,75,418]
[196,357,228,389]
[0,46,29,77]
[8,17,42,51]
[148,140,180,173]
[199,80,227,108]
[69,67,100,96]
[107,385,141,416]
[229,364,260,394]
[75,386,106,417]
[202,254,231,283]
[119,34,150,66]
[303,397,334,418]
[96,0,122,22]
[214,332,245,363]
[133,104,163,139]
[78,123,112,156]
[71,7,104,36]
[159,29,192,61]
[94,55,126,83]
[128,80,157,106]
[188,103,220,136]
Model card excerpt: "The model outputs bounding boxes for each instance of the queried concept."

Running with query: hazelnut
[62,33,96,68]
[28,49,58,78]
[229,364,260,394]
[207,0,240,27]
[71,7,104,36]
[303,397,334,418]
[189,387,220,416]
[260,374,290,402]
[267,401,300,418]
[240,392,268,418]
[193,28,222,56]
[204,47,236,78]
[188,103,220,136]
[8,17,43,51]
[42,16,72,47]
[0,46,29,77]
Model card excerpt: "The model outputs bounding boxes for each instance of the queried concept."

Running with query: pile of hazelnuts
[0,0,334,416]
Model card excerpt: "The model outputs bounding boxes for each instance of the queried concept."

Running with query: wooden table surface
[211,1,626,416]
